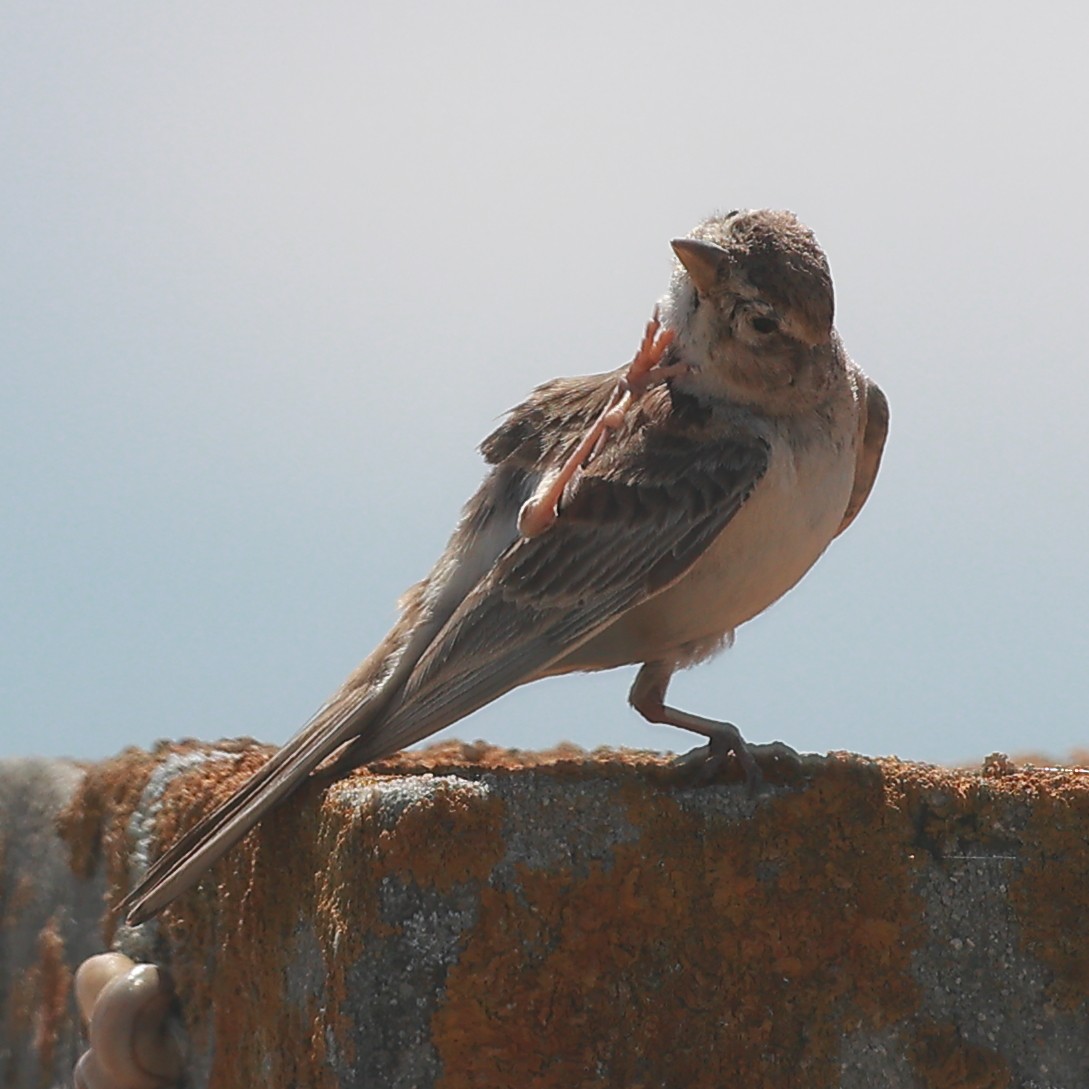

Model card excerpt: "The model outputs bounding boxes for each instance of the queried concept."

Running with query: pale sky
[3,3,1087,766]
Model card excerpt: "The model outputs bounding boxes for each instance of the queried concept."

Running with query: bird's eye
[750,315,779,335]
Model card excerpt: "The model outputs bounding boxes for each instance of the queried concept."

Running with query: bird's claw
[672,736,803,790]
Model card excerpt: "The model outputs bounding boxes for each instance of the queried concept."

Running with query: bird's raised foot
[517,307,679,539]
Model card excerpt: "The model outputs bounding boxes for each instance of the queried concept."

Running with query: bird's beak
[670,238,729,296]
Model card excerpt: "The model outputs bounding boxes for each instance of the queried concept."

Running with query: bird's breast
[556,428,857,672]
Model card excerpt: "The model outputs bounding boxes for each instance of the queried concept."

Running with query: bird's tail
[121,691,385,925]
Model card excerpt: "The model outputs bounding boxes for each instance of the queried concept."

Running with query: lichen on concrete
[4,743,1089,1088]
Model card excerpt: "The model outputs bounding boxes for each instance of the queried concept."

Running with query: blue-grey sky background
[3,4,1086,766]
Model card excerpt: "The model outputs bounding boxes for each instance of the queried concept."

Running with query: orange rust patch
[56,748,154,882]
[54,739,252,941]
[432,754,925,1088]
[372,776,505,892]
[149,751,507,1085]
[28,916,72,1074]
[2,820,76,1082]
[1008,770,1089,1009]
[309,769,506,1065]
[910,1020,1011,1089]
[147,747,342,1089]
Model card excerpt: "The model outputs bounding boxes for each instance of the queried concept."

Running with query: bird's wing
[836,376,889,536]
[338,405,770,764]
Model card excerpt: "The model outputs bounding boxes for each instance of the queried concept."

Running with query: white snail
[72,953,183,1089]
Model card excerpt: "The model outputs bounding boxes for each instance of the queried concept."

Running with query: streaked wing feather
[341,426,769,762]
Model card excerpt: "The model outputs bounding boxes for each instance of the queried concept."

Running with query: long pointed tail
[121,693,384,925]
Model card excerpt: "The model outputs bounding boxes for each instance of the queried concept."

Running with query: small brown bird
[123,209,888,924]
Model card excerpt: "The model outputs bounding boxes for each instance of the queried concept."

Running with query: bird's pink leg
[518,309,683,538]
[629,661,801,786]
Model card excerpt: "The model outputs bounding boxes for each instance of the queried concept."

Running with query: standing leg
[628,661,799,783]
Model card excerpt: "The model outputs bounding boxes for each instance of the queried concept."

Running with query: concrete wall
[3,742,1088,1087]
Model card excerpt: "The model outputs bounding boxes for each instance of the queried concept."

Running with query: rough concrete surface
[2,741,1088,1088]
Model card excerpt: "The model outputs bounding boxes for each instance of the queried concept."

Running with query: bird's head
[663,209,841,411]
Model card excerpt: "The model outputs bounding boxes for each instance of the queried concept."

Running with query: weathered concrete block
[4,742,1089,1087]
[1,758,99,1086]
